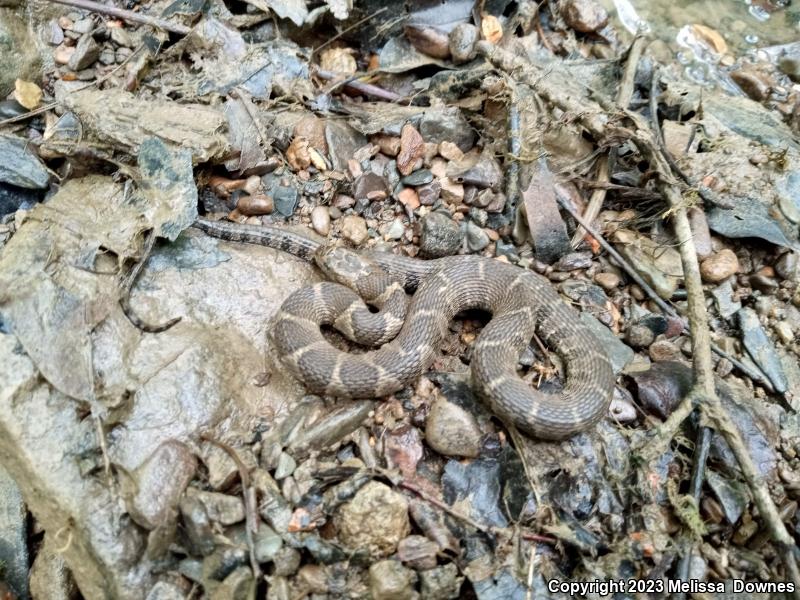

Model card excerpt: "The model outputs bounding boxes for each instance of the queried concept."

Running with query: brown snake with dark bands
[193,218,615,440]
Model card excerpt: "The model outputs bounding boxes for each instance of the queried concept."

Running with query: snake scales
[193,218,615,440]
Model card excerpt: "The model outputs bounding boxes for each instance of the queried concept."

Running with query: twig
[312,67,403,102]
[571,36,645,247]
[201,435,262,580]
[673,426,712,600]
[311,7,388,56]
[119,230,181,333]
[46,0,191,35]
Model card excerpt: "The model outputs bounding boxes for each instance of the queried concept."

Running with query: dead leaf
[397,124,424,176]
[287,136,311,171]
[690,24,727,55]
[481,14,503,44]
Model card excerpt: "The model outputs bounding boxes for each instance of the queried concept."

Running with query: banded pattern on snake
[193,218,615,440]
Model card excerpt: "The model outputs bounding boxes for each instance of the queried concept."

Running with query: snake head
[314,244,383,288]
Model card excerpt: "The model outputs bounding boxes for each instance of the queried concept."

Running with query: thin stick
[571,36,645,247]
[311,7,388,56]
[313,68,403,102]
[46,0,191,35]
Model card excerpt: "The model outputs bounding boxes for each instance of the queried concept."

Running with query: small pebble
[340,215,369,246]
[465,220,490,252]
[416,180,440,206]
[419,211,463,257]
[369,560,417,600]
[449,23,479,64]
[774,321,794,344]
[311,205,331,236]
[401,169,433,187]
[648,339,682,362]
[775,252,798,281]
[626,324,655,348]
[560,0,609,32]
[425,395,481,458]
[385,218,406,240]
[700,249,739,283]
[397,187,420,210]
[594,272,621,290]
[438,141,464,162]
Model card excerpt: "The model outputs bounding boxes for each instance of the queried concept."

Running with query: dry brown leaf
[319,47,357,75]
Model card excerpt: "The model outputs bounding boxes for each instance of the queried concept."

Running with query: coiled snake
[193,218,615,440]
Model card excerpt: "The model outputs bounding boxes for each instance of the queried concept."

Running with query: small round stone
[594,271,621,290]
[626,324,655,348]
[700,249,739,283]
[419,211,463,257]
[340,214,369,246]
[310,205,331,236]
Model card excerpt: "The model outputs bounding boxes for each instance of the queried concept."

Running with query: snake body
[193,218,615,440]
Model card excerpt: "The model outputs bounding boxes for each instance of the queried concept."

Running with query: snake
[193,217,615,440]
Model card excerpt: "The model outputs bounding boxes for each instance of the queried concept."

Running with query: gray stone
[179,493,216,557]
[738,308,788,394]
[711,280,742,319]
[273,451,296,480]
[419,211,463,258]
[385,218,406,240]
[127,440,197,530]
[146,581,188,600]
[110,26,133,47]
[0,465,27,599]
[419,107,475,152]
[465,220,489,252]
[419,563,463,600]
[273,186,298,217]
[253,523,283,563]
[209,566,254,600]
[579,313,634,374]
[0,133,50,189]
[70,18,93,34]
[67,34,100,71]
[625,324,655,348]
[425,395,481,458]
[191,490,245,526]
[401,169,433,186]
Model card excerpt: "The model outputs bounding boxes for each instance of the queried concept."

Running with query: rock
[147,581,188,600]
[495,239,519,263]
[29,535,79,600]
[179,493,216,556]
[310,206,331,236]
[253,523,282,563]
[273,186,298,217]
[626,324,655,348]
[368,560,417,600]
[425,395,482,458]
[613,229,683,298]
[202,546,248,584]
[340,214,369,246]
[579,312,634,373]
[560,0,609,32]
[0,9,42,96]
[385,218,406,240]
[775,252,798,281]
[419,107,475,153]
[464,220,489,252]
[402,169,433,187]
[67,33,100,71]
[353,172,389,201]
[700,249,739,283]
[738,308,788,394]
[439,177,464,203]
[0,134,50,189]
[419,211,463,258]
[110,26,133,47]
[297,564,328,594]
[778,55,800,83]
[397,535,438,570]
[437,141,463,162]
[199,442,257,491]
[0,465,27,598]
[191,490,245,526]
[127,441,197,530]
[774,321,794,344]
[397,124,425,176]
[274,451,296,480]
[272,546,301,576]
[371,133,401,157]
[555,251,592,271]
[417,180,440,205]
[335,481,410,556]
[210,566,254,600]
[449,23,478,65]
[594,271,620,290]
[397,187,420,211]
[711,280,742,319]
[632,361,693,419]
[420,564,463,600]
